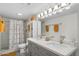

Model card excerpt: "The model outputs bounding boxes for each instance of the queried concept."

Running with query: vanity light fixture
[37,3,72,19]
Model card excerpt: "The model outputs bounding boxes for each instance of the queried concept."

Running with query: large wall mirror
[54,24,59,32]
[0,17,5,32]
[45,25,49,32]
[31,16,36,21]
[28,24,31,32]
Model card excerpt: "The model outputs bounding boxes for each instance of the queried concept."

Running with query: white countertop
[28,38,77,56]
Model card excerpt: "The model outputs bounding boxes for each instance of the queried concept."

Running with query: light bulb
[44,11,47,15]
[54,5,59,11]
[61,3,67,7]
[65,6,70,9]
[48,8,52,13]
[58,9,63,12]
[40,13,43,16]
[17,13,22,16]
[53,11,56,14]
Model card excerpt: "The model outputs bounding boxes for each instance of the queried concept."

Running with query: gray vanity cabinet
[28,40,58,56]
[28,40,39,56]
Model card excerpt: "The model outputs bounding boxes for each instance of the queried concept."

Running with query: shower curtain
[9,20,24,50]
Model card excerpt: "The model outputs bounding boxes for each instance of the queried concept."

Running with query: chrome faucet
[72,38,78,47]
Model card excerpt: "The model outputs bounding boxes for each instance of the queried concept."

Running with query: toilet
[18,43,28,56]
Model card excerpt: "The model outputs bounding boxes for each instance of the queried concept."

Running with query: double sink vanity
[0,36,77,56]
[28,37,77,56]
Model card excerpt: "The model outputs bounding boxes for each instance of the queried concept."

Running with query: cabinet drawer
[38,44,58,56]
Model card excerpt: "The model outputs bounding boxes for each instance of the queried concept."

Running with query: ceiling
[0,3,78,20]
[0,3,55,20]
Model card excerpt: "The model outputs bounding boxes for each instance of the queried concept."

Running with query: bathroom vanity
[28,38,77,56]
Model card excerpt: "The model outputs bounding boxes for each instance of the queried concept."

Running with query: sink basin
[39,39,53,44]
[46,41,73,49]
[40,39,69,48]
[39,38,75,50]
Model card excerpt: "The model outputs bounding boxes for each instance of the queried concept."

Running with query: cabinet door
[28,41,39,56]
[38,44,58,56]
[28,41,58,56]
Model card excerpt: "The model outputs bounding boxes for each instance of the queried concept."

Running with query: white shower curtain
[9,20,24,50]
